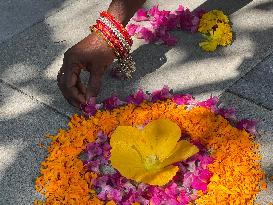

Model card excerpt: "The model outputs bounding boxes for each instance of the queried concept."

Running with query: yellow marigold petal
[110,141,146,181]
[139,165,179,186]
[161,140,199,167]
[143,119,181,161]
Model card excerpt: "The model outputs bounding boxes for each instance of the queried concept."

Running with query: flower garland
[127,5,233,51]
[35,86,267,204]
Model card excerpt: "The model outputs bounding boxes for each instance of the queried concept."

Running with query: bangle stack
[90,11,136,79]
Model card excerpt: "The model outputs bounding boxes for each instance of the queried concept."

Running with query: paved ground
[0,0,272,204]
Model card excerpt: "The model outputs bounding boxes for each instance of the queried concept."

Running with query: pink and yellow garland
[127,5,233,51]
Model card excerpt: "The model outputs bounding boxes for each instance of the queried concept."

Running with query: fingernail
[87,97,96,104]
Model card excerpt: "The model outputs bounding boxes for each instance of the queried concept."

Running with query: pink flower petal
[217,107,236,120]
[149,5,160,17]
[133,9,149,22]
[137,27,156,43]
[127,24,139,36]
[165,182,178,196]
[183,172,194,188]
[175,5,184,14]
[81,102,102,117]
[196,96,219,110]
[236,119,257,134]
[192,176,208,192]
[151,85,173,102]
[172,94,194,105]
[126,89,149,105]
[177,190,190,204]
[198,169,213,182]
[103,95,125,110]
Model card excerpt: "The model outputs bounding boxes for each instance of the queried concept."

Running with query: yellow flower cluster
[198,10,233,52]
[35,100,264,204]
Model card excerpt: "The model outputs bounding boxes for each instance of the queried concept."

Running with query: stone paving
[0,0,272,204]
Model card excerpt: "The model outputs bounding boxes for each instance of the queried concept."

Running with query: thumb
[86,65,105,103]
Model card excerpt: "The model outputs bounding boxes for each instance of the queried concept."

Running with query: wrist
[107,0,146,26]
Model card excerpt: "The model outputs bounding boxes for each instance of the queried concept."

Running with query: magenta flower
[196,96,219,111]
[103,95,125,110]
[177,190,190,204]
[172,94,194,105]
[192,176,208,192]
[149,5,161,18]
[183,172,194,189]
[126,89,149,105]
[198,169,213,182]
[127,24,140,36]
[97,185,123,202]
[151,85,173,102]
[175,5,184,14]
[217,107,236,120]
[137,27,156,43]
[133,8,149,21]
[80,102,102,117]
[86,142,102,159]
[86,159,100,173]
[96,131,108,144]
[236,119,257,134]
[165,182,178,197]
[198,155,214,169]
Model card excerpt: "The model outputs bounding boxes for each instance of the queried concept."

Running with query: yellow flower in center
[110,119,199,186]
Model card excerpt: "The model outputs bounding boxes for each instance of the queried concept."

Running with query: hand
[57,32,116,107]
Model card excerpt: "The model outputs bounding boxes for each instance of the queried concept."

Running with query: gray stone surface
[228,53,273,110]
[220,92,273,204]
[0,82,68,205]
[0,0,75,43]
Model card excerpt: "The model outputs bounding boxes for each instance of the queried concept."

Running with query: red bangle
[90,11,136,79]
[95,20,127,58]
[100,11,133,46]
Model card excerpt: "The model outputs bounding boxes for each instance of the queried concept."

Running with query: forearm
[107,0,146,26]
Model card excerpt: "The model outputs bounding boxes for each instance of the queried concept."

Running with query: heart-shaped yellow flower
[110,119,199,186]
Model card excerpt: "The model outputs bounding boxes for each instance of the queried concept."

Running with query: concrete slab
[228,53,273,110]
[220,92,273,204]
[0,0,272,117]
[0,82,68,204]
[0,0,75,43]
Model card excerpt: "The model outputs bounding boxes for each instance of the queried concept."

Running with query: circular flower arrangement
[35,86,266,205]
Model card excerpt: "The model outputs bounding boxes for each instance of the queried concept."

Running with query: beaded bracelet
[90,11,135,78]
[94,21,126,58]
[100,11,133,46]
[97,16,131,54]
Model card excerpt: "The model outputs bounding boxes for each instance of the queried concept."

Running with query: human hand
[57,32,116,107]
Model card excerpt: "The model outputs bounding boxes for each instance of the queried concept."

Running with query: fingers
[57,64,86,108]
[86,65,107,103]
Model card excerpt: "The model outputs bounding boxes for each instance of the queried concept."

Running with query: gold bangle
[90,26,120,58]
